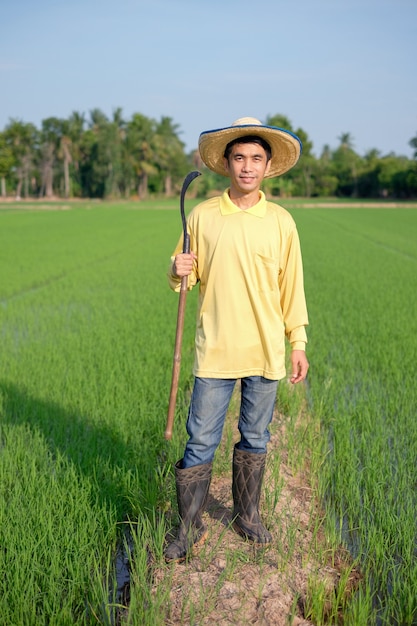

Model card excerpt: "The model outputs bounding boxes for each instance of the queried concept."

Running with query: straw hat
[198,117,302,178]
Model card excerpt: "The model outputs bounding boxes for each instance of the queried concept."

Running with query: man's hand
[173,252,197,278]
[290,350,309,384]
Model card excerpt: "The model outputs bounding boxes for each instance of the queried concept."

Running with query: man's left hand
[290,350,309,384]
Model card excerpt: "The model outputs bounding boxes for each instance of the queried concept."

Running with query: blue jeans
[182,376,279,468]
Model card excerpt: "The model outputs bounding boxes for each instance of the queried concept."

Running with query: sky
[1,0,416,158]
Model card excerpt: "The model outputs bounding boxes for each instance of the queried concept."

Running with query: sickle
[165,170,201,440]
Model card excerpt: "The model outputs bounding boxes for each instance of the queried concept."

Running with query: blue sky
[1,0,416,157]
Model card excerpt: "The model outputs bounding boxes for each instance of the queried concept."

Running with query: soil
[150,415,361,625]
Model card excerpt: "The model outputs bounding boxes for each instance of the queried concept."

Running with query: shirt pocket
[255,253,279,293]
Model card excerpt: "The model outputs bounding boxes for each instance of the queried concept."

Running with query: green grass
[291,206,417,625]
[0,203,192,624]
[0,200,416,624]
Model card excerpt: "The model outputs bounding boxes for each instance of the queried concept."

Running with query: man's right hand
[173,252,197,278]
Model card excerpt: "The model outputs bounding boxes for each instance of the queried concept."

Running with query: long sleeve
[278,226,308,347]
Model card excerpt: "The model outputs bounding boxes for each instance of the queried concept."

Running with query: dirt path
[152,419,360,625]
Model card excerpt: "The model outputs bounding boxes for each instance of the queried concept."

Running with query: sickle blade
[180,170,201,253]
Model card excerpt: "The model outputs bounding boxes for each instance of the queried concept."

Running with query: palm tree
[60,132,72,198]
[105,107,126,198]
[338,132,354,150]
[0,132,14,197]
[67,112,85,170]
[409,133,417,159]
[4,119,38,199]
[320,144,332,162]
[333,132,360,196]
[154,116,187,196]
[79,109,111,198]
[82,108,128,198]
[57,111,85,198]
[126,113,158,199]
[39,117,64,198]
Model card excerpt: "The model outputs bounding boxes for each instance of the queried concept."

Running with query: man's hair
[224,135,272,162]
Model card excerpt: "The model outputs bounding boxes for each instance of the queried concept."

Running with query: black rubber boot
[232,446,272,544]
[164,460,212,562]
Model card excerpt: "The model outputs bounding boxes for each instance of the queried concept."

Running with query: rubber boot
[164,460,212,562]
[232,446,272,544]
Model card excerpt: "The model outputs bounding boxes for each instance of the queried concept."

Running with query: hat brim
[198,123,302,178]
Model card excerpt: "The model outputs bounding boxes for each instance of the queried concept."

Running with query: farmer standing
[165,117,309,562]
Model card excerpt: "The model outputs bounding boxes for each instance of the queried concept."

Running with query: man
[165,117,309,562]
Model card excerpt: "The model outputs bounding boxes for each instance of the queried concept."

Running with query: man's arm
[279,223,309,384]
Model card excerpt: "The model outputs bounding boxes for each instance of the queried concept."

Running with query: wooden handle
[164,275,188,440]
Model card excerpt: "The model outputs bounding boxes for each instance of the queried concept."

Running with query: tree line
[0,110,416,200]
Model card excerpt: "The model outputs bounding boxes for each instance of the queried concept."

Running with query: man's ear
[265,159,272,176]
[223,157,229,173]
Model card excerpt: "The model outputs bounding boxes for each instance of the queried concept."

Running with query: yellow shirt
[168,190,308,380]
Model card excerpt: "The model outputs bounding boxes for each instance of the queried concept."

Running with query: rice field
[298,205,417,624]
[0,198,416,625]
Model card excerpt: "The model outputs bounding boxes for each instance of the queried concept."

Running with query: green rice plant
[291,206,417,624]
[0,203,197,624]
[343,588,378,626]
[264,450,285,520]
[119,517,172,626]
[0,422,116,624]
[1,201,416,624]
[302,574,332,625]
[193,522,233,571]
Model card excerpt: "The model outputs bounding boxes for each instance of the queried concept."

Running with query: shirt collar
[220,190,267,217]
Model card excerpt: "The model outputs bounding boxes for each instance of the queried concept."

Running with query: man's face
[223,142,271,195]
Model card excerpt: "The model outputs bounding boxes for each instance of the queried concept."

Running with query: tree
[264,114,314,196]
[126,113,158,199]
[320,144,332,162]
[312,144,338,196]
[332,133,361,196]
[292,126,315,196]
[406,133,417,197]
[39,117,65,198]
[79,108,130,199]
[97,107,126,198]
[79,109,111,198]
[105,107,131,198]
[378,155,410,197]
[0,132,14,197]
[4,119,38,199]
[2,109,416,199]
[409,132,417,160]
[357,149,382,197]
[338,132,354,150]
[58,111,86,198]
[154,116,188,196]
[266,114,294,131]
